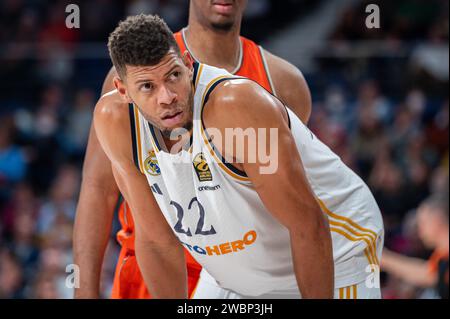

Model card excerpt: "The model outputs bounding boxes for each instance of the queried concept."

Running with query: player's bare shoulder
[93,89,134,165]
[94,89,130,127]
[204,79,288,128]
[262,49,304,84]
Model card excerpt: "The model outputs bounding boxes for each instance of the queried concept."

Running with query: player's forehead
[126,50,182,80]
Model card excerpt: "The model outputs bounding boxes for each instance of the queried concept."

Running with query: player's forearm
[381,250,435,287]
[73,184,118,298]
[290,212,334,298]
[135,237,187,299]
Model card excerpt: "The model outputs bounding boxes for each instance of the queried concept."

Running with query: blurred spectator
[350,98,385,179]
[382,194,449,299]
[0,116,26,182]
[9,210,40,278]
[62,89,95,156]
[410,21,449,96]
[0,116,27,203]
[0,182,38,238]
[127,0,159,16]
[33,245,73,299]
[0,248,25,298]
[34,85,64,139]
[36,164,79,237]
[30,273,59,299]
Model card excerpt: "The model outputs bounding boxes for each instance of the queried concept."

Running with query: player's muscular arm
[73,66,119,299]
[204,80,333,298]
[263,50,312,124]
[93,95,187,299]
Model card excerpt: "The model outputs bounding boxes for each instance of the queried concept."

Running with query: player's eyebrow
[132,65,179,85]
[134,78,154,85]
[163,65,180,77]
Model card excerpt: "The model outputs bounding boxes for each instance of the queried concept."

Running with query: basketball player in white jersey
[74,0,312,299]
[95,15,384,298]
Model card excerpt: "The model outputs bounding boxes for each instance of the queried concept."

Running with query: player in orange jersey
[73,0,312,299]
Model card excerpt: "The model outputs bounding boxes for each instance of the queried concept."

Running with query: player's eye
[140,82,153,92]
[169,71,181,81]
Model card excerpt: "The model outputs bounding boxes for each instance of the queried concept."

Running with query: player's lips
[212,0,234,15]
[161,111,184,126]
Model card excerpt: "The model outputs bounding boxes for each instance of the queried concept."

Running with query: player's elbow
[134,225,180,249]
[289,204,331,241]
[79,174,119,204]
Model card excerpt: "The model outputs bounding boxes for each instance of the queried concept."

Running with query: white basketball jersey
[129,62,384,296]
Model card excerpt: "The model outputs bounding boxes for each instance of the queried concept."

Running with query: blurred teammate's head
[190,0,247,32]
[108,14,194,138]
[417,194,449,249]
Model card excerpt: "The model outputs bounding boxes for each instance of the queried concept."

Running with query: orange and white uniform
[111,29,277,299]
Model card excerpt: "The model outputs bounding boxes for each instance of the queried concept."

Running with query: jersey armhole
[200,77,250,181]
[258,46,277,97]
[128,103,144,174]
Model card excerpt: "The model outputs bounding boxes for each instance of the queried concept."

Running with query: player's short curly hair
[107,14,180,79]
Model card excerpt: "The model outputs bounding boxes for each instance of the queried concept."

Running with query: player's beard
[210,20,234,32]
[160,93,194,139]
[161,117,193,139]
[135,92,194,140]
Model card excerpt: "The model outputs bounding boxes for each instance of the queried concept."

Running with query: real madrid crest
[193,152,213,182]
[144,150,161,176]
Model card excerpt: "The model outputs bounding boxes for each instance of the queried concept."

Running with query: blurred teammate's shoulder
[261,48,305,86]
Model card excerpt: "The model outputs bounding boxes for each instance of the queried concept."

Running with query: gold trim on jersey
[147,123,160,154]
[195,63,204,89]
[338,284,357,299]
[339,287,344,299]
[132,105,145,174]
[318,199,379,267]
[199,75,250,183]
[258,45,277,96]
[330,227,377,268]
[327,218,379,267]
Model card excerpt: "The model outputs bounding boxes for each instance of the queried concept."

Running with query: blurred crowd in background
[0,0,448,299]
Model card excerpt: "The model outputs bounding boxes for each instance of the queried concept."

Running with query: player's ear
[182,51,194,82]
[113,76,132,103]
[182,50,194,71]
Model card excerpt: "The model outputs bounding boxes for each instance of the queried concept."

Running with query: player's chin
[164,121,192,137]
[210,16,235,30]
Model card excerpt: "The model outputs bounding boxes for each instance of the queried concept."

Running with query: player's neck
[184,21,241,74]
[162,129,192,154]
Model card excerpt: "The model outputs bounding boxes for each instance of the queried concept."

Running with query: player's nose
[157,84,177,106]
